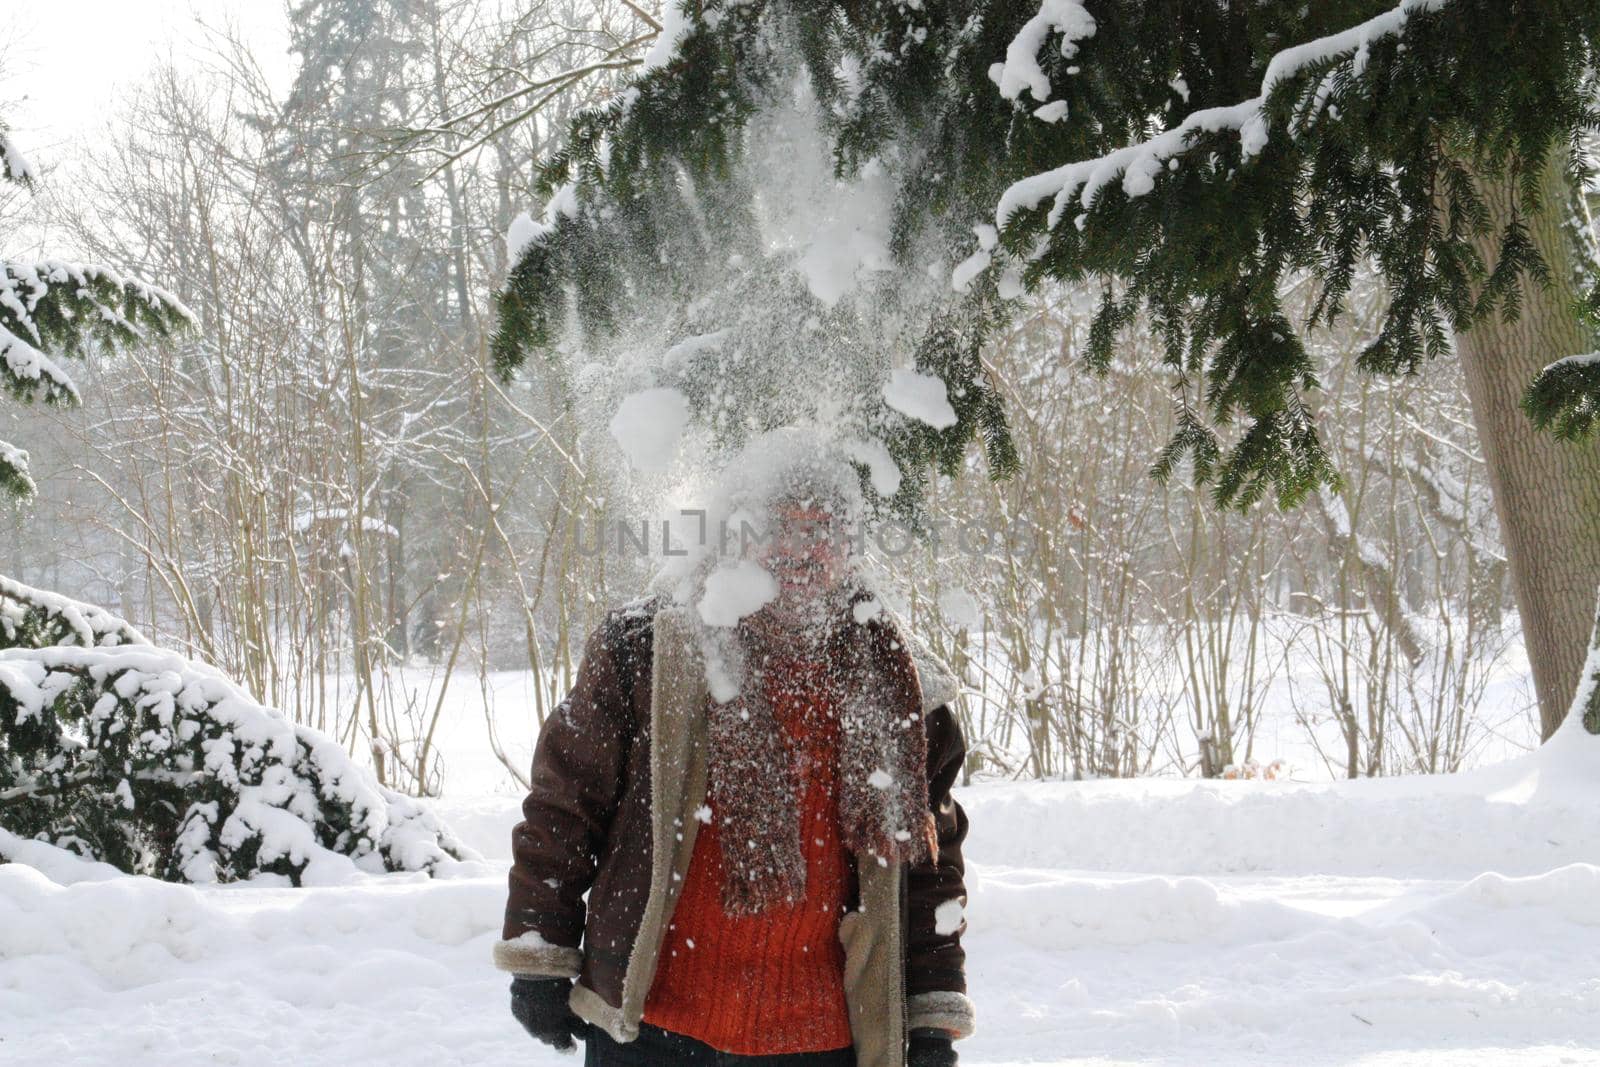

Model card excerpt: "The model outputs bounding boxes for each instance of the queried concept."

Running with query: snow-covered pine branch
[990,0,1097,104]
[0,260,194,369]
[1,323,81,404]
[0,439,34,499]
[984,0,1453,255]
[0,125,35,185]
[0,260,192,498]
[944,0,1600,521]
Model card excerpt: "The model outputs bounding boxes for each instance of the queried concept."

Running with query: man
[493,474,973,1067]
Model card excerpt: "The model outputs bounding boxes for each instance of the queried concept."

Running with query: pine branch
[1525,352,1600,440]
[0,439,35,500]
[0,124,35,186]
[0,259,192,501]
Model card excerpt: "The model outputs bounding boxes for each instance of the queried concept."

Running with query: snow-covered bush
[0,578,472,884]
[0,575,148,651]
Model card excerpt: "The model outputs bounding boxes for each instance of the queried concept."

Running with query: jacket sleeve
[492,616,637,978]
[905,702,975,1038]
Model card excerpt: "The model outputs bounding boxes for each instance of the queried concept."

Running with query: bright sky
[5,0,291,174]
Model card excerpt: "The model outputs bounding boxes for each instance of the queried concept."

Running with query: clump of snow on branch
[0,441,31,496]
[990,0,1097,103]
[1033,100,1070,124]
[1526,351,1600,439]
[2,260,194,343]
[643,0,696,71]
[505,182,579,262]
[2,260,194,495]
[2,121,194,500]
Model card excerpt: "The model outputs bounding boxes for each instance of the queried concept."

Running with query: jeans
[584,1022,856,1067]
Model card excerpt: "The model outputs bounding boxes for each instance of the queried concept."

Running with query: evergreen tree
[490,0,1600,732]
[1,119,192,501]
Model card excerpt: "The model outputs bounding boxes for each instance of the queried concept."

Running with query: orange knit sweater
[642,658,856,1054]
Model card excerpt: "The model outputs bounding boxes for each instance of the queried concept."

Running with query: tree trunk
[1450,155,1600,739]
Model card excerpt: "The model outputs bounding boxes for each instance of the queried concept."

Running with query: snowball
[1239,111,1270,158]
[1033,101,1069,124]
[609,388,691,473]
[883,370,958,430]
[867,769,894,790]
[697,560,779,627]
[934,898,966,936]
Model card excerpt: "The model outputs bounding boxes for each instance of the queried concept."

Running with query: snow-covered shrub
[0,580,472,884]
[0,575,148,651]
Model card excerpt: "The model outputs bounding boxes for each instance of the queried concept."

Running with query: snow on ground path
[6,733,1600,1065]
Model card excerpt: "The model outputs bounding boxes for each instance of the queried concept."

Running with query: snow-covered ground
[6,715,1600,1066]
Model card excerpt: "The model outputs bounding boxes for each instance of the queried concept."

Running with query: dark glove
[510,976,588,1052]
[908,1028,958,1067]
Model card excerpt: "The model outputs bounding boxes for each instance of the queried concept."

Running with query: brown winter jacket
[492,596,974,1067]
